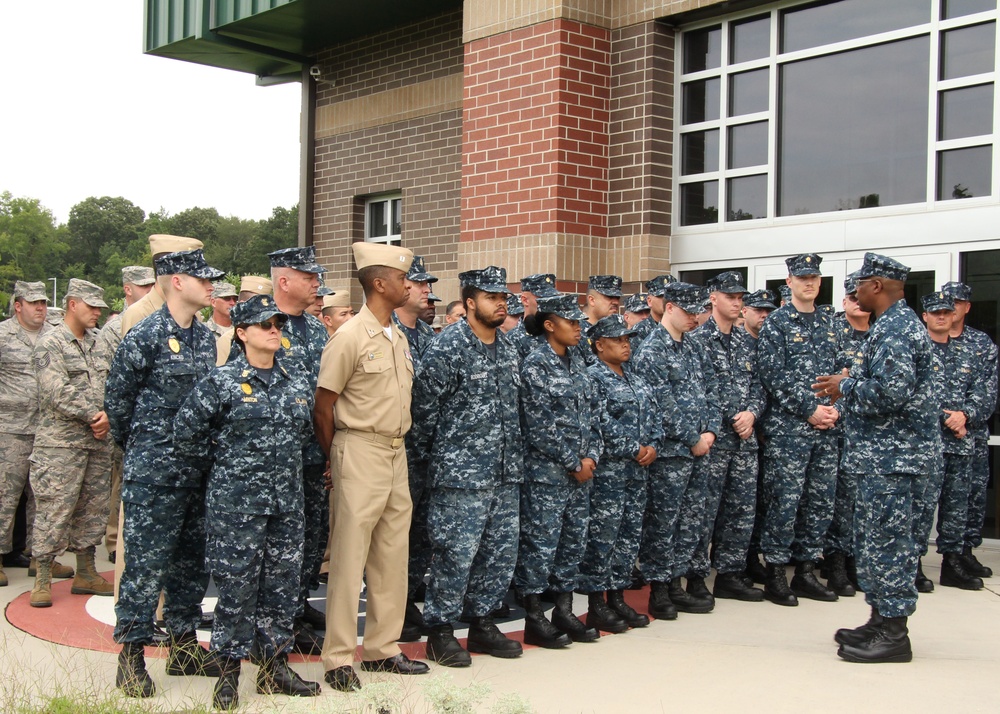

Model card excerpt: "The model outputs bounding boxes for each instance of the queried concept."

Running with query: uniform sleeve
[698,343,723,436]
[173,373,222,464]
[317,331,356,395]
[584,374,603,464]
[105,332,150,449]
[34,339,98,425]
[757,318,817,420]
[842,330,920,417]
[744,342,767,419]
[520,357,582,471]
[410,344,457,462]
[591,373,639,459]
[968,339,999,426]
[632,341,699,447]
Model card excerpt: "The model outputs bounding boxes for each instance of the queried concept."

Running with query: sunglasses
[248,319,285,331]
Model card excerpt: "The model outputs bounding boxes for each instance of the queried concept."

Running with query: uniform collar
[359,304,398,342]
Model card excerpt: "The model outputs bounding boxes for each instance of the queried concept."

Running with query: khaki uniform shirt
[0,317,51,435]
[215,328,235,366]
[317,304,413,437]
[120,284,165,336]
[32,323,107,450]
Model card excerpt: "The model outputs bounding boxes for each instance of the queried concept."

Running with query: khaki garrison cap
[352,242,413,272]
[65,278,109,308]
[323,292,351,309]
[239,275,273,296]
[148,234,204,256]
[122,266,155,286]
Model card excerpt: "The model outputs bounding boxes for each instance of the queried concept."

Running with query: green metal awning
[145,0,460,81]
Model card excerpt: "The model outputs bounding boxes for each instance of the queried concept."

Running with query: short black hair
[358,265,395,294]
[461,285,484,307]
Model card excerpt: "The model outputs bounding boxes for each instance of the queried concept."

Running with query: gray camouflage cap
[231,294,287,327]
[520,273,560,297]
[267,246,325,273]
[406,256,439,283]
[122,266,155,286]
[13,280,49,303]
[744,289,778,310]
[778,285,792,302]
[707,271,747,294]
[212,280,238,299]
[844,270,861,295]
[623,293,650,314]
[537,294,587,321]
[645,274,678,296]
[588,274,623,297]
[921,291,955,313]
[857,252,910,282]
[65,278,108,309]
[941,281,972,302]
[154,249,225,279]
[460,266,508,294]
[663,282,708,314]
[785,253,823,276]
[588,314,636,339]
[506,294,525,316]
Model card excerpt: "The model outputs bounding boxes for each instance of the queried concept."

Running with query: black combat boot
[257,655,321,696]
[790,561,838,602]
[467,615,522,658]
[915,558,934,593]
[647,581,677,620]
[398,599,425,642]
[551,591,599,642]
[522,593,571,649]
[940,552,984,590]
[763,562,798,606]
[212,656,241,711]
[607,589,649,628]
[166,630,223,676]
[825,553,856,597]
[668,577,713,614]
[845,555,861,591]
[837,616,912,664]
[116,641,156,698]
[834,606,884,646]
[425,623,472,667]
[686,576,715,607]
[746,553,768,585]
[300,601,325,631]
[713,571,764,602]
[962,545,993,579]
[585,592,628,633]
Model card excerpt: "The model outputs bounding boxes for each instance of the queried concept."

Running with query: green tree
[0,191,68,311]
[66,196,145,274]
[166,207,221,244]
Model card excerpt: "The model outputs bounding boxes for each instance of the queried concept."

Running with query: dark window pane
[943,0,996,20]
[727,174,768,221]
[941,22,996,80]
[684,25,722,73]
[782,0,930,53]
[391,198,402,235]
[937,145,993,199]
[683,77,721,124]
[681,181,720,225]
[731,15,771,64]
[939,84,994,140]
[728,121,769,168]
[778,37,930,216]
[368,201,387,238]
[729,68,769,116]
[682,130,720,174]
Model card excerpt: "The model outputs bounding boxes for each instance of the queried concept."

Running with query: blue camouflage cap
[778,284,792,302]
[856,252,910,282]
[537,293,587,321]
[520,273,560,297]
[844,270,861,295]
[786,253,823,276]
[231,294,287,327]
[745,289,778,310]
[588,274,623,298]
[267,246,325,274]
[645,274,678,296]
[663,282,708,314]
[406,255,438,283]
[460,266,508,294]
[316,286,335,297]
[428,291,441,303]
[154,249,225,280]
[708,271,747,294]
[506,294,525,316]
[623,292,650,314]
[921,291,955,313]
[588,314,636,339]
[942,281,972,301]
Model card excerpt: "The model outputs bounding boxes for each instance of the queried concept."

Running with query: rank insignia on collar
[241,383,252,395]
[168,338,181,354]
[281,337,291,349]
[242,369,251,377]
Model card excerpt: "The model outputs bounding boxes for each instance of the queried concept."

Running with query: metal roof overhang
[145,0,461,82]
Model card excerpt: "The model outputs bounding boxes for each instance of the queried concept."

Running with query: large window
[676,0,999,227]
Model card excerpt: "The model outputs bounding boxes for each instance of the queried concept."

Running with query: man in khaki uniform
[319,291,355,339]
[205,281,237,338]
[215,275,274,366]
[98,266,155,563]
[314,242,428,692]
[29,279,114,607]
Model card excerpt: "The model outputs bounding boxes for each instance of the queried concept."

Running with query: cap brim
[82,298,109,309]
[748,301,778,310]
[479,283,509,295]
[679,302,708,314]
[407,272,438,283]
[715,286,747,294]
[22,293,50,303]
[190,267,226,280]
[531,286,561,298]
[595,289,623,298]
[290,262,325,274]
[554,307,588,321]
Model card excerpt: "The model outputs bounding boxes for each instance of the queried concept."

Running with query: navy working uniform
[508,273,560,362]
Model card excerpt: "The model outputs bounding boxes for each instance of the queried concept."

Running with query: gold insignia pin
[262,298,269,306]
[805,256,812,263]
[281,337,291,349]
[241,383,252,395]
[168,338,181,354]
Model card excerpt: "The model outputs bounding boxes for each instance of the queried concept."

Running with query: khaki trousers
[104,446,123,554]
[320,431,411,670]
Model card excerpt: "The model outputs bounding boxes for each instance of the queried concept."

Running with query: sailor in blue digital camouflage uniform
[508,273,560,361]
[392,256,440,641]
[515,293,602,647]
[579,314,661,632]
[942,281,998,582]
[815,252,938,664]
[174,295,320,709]
[574,275,622,368]
[410,267,524,667]
[622,292,650,329]
[106,249,225,698]
[757,253,841,607]
[629,274,676,353]
[688,272,766,602]
[823,272,870,597]
[500,293,524,333]
[632,282,719,619]
[266,246,330,651]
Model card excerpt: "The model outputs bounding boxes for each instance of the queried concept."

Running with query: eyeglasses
[249,320,284,332]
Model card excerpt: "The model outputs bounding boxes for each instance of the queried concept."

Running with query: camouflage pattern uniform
[410,318,523,625]
[687,315,765,577]
[579,358,662,592]
[509,274,560,362]
[757,302,839,565]
[508,321,546,362]
[840,295,939,618]
[632,319,719,583]
[0,315,50,556]
[174,348,313,659]
[204,317,228,339]
[97,313,125,556]
[106,303,217,644]
[514,341,602,596]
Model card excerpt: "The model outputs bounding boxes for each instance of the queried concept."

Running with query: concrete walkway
[2,547,998,713]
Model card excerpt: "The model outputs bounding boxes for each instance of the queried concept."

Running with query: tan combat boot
[30,559,52,608]
[71,547,113,596]
[29,558,74,579]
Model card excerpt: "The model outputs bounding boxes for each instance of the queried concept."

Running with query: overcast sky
[0,1,301,224]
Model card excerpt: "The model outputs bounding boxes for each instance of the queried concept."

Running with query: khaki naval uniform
[119,286,165,336]
[319,304,414,669]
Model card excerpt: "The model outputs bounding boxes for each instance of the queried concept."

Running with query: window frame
[363,193,403,246]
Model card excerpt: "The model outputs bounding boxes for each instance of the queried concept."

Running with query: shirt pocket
[362,357,394,395]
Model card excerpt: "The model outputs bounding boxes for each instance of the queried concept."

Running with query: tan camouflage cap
[64,278,108,309]
[212,280,238,299]
[239,275,273,296]
[122,265,155,286]
[13,280,49,303]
